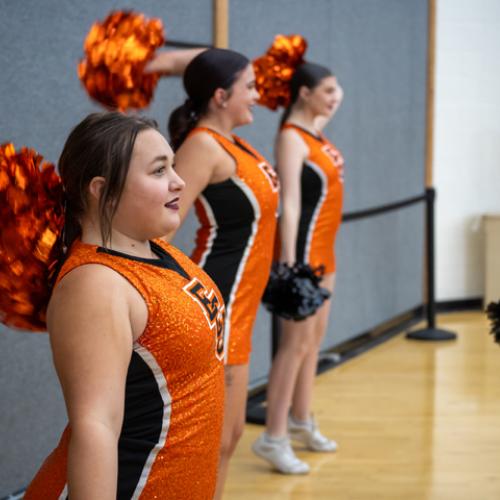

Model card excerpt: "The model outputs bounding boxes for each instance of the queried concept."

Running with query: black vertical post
[406,187,457,341]
[426,187,437,329]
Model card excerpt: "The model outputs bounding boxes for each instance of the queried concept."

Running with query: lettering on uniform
[321,144,345,183]
[257,161,280,192]
[183,277,225,360]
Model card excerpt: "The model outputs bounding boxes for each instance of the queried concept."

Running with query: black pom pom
[486,300,500,345]
[262,262,331,321]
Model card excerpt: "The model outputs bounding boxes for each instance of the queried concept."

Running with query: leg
[287,274,338,452]
[291,274,335,421]
[252,316,316,474]
[214,364,249,500]
[266,315,317,437]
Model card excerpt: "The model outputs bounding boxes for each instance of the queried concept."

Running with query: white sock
[290,414,311,427]
[264,433,287,444]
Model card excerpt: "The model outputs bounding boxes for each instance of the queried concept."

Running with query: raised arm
[47,265,139,500]
[275,129,308,264]
[165,132,229,241]
[145,48,206,75]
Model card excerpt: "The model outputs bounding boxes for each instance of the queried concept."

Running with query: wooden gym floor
[224,311,500,500]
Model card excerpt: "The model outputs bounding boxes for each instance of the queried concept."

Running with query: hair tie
[252,34,308,111]
[184,98,200,122]
[78,10,165,111]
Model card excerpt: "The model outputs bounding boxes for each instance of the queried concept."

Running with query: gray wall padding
[229,0,427,387]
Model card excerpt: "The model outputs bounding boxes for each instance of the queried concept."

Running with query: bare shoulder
[276,129,308,167]
[176,130,235,183]
[178,131,225,162]
[47,264,137,333]
[50,263,128,302]
[277,128,309,154]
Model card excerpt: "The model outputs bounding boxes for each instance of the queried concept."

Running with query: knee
[283,335,315,359]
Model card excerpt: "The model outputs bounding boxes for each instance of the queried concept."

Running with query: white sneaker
[252,433,310,474]
[288,415,338,452]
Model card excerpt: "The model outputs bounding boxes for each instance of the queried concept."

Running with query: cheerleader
[253,62,344,474]
[167,48,279,498]
[17,112,225,499]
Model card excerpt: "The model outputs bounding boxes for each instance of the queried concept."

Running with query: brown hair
[168,48,250,150]
[58,111,158,250]
[280,62,333,126]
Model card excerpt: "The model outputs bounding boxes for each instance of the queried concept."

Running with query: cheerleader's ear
[213,88,230,109]
[88,176,106,202]
[298,85,312,102]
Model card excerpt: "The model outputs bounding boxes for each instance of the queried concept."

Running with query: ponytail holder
[78,10,166,111]
[184,98,200,122]
[252,34,308,111]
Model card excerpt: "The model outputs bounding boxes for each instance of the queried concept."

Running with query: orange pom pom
[78,10,165,111]
[253,34,308,110]
[0,144,64,331]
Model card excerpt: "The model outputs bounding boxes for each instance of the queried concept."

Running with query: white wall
[434,0,500,301]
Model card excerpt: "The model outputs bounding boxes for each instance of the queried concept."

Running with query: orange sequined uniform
[189,128,279,365]
[24,239,225,500]
[283,124,344,274]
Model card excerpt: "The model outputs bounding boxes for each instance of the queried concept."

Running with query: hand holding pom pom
[262,262,330,321]
[0,144,64,331]
[78,10,165,111]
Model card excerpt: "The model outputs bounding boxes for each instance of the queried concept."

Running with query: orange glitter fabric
[189,128,279,365]
[253,34,307,110]
[0,143,64,331]
[78,10,165,111]
[282,124,344,274]
[24,239,225,499]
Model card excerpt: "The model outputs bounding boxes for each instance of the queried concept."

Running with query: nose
[169,169,186,192]
[252,87,260,101]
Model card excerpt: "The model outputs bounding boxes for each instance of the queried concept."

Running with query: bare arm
[275,129,308,264]
[145,48,206,75]
[165,133,231,242]
[48,265,137,500]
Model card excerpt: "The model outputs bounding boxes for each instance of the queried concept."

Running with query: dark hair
[58,111,158,250]
[280,62,333,126]
[168,48,250,150]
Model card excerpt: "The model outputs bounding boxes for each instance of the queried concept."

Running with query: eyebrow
[149,155,170,165]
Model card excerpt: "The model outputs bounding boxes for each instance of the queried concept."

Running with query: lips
[165,197,180,210]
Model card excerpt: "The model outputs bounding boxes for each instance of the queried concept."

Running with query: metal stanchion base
[406,327,457,341]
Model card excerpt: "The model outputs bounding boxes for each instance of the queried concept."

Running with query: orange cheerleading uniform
[283,123,344,274]
[190,127,279,365]
[24,239,225,500]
